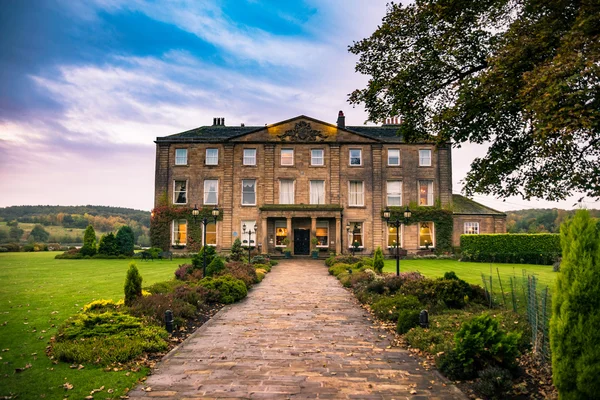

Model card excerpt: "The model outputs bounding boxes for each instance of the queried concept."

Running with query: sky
[0,0,597,212]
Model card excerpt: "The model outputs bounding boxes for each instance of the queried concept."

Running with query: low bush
[0,243,20,252]
[460,233,560,264]
[174,263,194,280]
[147,247,163,259]
[253,263,271,272]
[250,255,268,265]
[221,262,258,288]
[0,247,7,252]
[370,294,421,322]
[269,260,278,266]
[328,263,354,277]
[199,274,248,304]
[193,246,216,269]
[325,254,362,267]
[82,299,124,313]
[129,293,197,325]
[206,256,225,277]
[396,309,421,334]
[473,366,513,400]
[145,280,185,294]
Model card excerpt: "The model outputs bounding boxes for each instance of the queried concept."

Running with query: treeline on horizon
[506,208,600,234]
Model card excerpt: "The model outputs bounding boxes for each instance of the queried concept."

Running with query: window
[316,221,329,247]
[241,220,257,247]
[206,148,219,165]
[243,149,256,166]
[204,222,217,246]
[418,180,434,206]
[311,149,324,166]
[464,222,480,234]
[387,224,403,248]
[419,222,435,248]
[348,181,364,206]
[310,180,325,204]
[204,179,218,205]
[242,179,256,205]
[172,220,187,245]
[275,221,288,247]
[175,149,187,165]
[281,149,294,165]
[349,149,362,165]
[348,222,363,248]
[387,181,402,206]
[388,149,400,166]
[173,180,187,204]
[279,179,294,204]
[419,149,432,166]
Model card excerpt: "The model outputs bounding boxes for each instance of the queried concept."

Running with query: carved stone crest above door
[279,121,327,141]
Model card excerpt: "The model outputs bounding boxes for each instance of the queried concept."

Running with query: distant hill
[506,208,600,233]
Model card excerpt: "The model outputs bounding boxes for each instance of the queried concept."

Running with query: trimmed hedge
[460,234,560,264]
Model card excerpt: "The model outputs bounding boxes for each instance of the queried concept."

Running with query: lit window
[348,222,363,248]
[419,149,432,166]
[311,149,324,166]
[349,149,362,165]
[464,222,480,234]
[418,180,434,206]
[388,149,400,166]
[204,179,218,205]
[387,224,403,248]
[310,180,325,204]
[281,149,294,165]
[279,179,294,204]
[243,149,256,165]
[173,180,187,204]
[206,148,219,165]
[419,222,434,248]
[204,222,217,246]
[175,149,187,165]
[275,221,288,247]
[387,181,402,206]
[172,220,187,245]
[316,221,329,247]
[242,180,256,205]
[349,181,364,206]
[241,220,257,247]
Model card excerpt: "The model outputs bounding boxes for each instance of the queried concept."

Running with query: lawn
[0,252,187,399]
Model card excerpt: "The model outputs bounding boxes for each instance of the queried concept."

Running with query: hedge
[460,233,560,264]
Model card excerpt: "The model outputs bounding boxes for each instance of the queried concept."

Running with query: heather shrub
[199,274,247,304]
[129,293,197,325]
[328,263,353,276]
[371,294,421,322]
[175,263,194,280]
[145,280,185,294]
[325,254,362,267]
[206,256,225,277]
[124,262,143,306]
[473,366,513,400]
[396,309,421,334]
[360,257,374,267]
[221,261,258,288]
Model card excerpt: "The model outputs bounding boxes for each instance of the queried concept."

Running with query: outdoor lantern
[192,204,200,222]
[253,224,258,232]
[404,206,411,220]
[242,223,247,232]
[346,222,350,232]
[212,206,219,218]
[383,207,391,220]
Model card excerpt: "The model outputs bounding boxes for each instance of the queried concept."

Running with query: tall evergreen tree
[116,225,135,256]
[80,225,97,256]
[97,232,119,256]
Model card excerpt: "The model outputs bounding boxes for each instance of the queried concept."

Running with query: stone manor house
[153,113,506,255]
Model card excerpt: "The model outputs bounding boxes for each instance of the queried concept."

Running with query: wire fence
[481,267,552,364]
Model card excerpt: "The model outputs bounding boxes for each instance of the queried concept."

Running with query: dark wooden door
[294,229,310,255]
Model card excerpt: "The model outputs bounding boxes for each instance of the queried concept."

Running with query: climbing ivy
[384,206,453,254]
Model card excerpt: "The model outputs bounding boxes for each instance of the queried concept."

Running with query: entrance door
[293,229,310,255]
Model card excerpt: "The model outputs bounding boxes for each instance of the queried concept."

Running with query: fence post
[496,267,506,308]
[481,273,490,307]
[540,287,549,361]
[510,276,517,313]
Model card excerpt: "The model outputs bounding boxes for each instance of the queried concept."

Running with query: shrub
[361,257,374,267]
[174,264,194,280]
[29,224,49,242]
[54,248,83,259]
[98,232,119,256]
[82,299,124,313]
[1,243,20,252]
[116,225,135,256]
[230,238,244,261]
[325,254,362,267]
[0,247,7,252]
[129,292,198,324]
[269,260,278,266]
[206,256,225,277]
[373,247,384,273]
[124,262,143,306]
[23,244,35,252]
[473,366,513,400]
[551,210,600,399]
[222,262,257,288]
[396,309,421,334]
[460,233,560,264]
[253,263,271,272]
[370,294,421,322]
[144,280,184,294]
[147,247,162,259]
[250,255,268,264]
[80,225,97,256]
[329,263,353,276]
[193,246,217,269]
[199,274,247,304]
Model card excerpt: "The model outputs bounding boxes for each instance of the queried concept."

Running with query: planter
[311,250,319,259]
[284,250,292,259]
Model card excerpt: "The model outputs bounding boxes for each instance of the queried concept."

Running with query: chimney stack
[336,110,345,129]
[212,117,226,126]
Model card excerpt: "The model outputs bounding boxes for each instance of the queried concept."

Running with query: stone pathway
[129,260,465,399]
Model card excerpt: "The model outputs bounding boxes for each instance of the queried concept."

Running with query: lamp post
[192,204,220,277]
[346,222,360,256]
[242,223,257,262]
[383,205,411,276]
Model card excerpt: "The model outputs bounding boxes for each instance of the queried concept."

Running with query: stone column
[335,217,342,254]
[287,217,293,253]
[261,216,268,254]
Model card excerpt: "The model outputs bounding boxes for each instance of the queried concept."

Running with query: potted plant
[311,237,319,259]
[282,238,291,259]
[172,238,184,250]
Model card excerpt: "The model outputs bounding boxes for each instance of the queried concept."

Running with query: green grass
[0,252,188,399]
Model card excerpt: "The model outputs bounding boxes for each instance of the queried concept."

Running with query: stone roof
[452,194,506,216]
[346,125,403,142]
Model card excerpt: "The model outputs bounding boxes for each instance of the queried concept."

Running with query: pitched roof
[452,194,506,216]
[347,125,403,142]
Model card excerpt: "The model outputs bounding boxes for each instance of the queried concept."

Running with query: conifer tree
[80,225,97,256]
[373,246,384,274]
[116,225,135,256]
[124,262,143,306]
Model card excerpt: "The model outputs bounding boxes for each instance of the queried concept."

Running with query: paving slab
[129,259,466,399]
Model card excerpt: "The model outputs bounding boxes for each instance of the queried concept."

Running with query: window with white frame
[175,149,187,165]
[203,179,218,205]
[419,149,432,166]
[279,179,295,204]
[204,222,217,246]
[281,148,294,165]
[242,179,256,205]
[310,180,325,204]
[243,149,256,165]
[418,180,434,206]
[275,221,288,247]
[349,181,364,206]
[311,149,324,166]
[387,181,402,206]
[316,221,329,247]
[206,148,219,165]
[419,222,435,248]
[349,149,362,165]
[464,222,480,234]
[348,222,363,248]
[388,149,400,166]
[241,220,257,247]
[173,180,187,204]
[172,219,187,245]
[387,224,403,248]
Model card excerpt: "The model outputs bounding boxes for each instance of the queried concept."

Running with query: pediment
[229,115,379,143]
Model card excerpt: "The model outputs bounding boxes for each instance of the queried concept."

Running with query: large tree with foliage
[80,225,97,256]
[97,233,119,256]
[116,225,135,256]
[349,0,600,201]
[550,209,600,398]
[29,225,49,242]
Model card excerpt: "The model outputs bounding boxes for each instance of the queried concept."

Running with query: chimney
[221,117,225,126]
[336,110,345,129]
[213,117,217,126]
